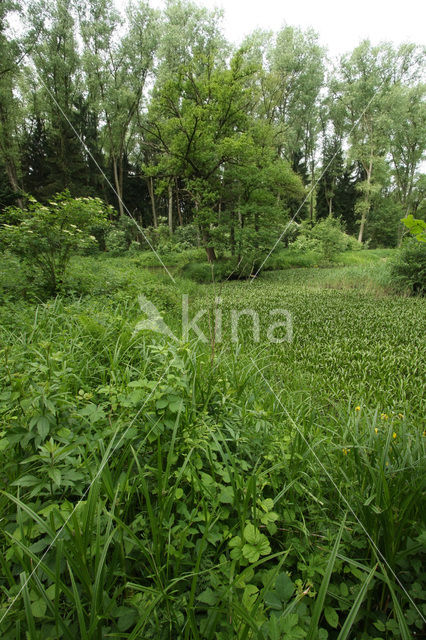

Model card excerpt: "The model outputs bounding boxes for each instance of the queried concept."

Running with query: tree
[333,41,425,243]
[267,27,325,220]
[79,0,159,216]
[25,0,88,196]
[0,0,25,207]
[386,84,426,237]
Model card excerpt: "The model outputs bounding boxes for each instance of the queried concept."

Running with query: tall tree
[267,27,325,219]
[79,0,159,216]
[0,0,24,207]
[26,0,88,195]
[333,41,425,242]
[387,84,426,226]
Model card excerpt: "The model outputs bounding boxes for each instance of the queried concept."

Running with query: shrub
[310,217,349,261]
[345,234,363,251]
[180,261,213,283]
[401,214,426,243]
[179,259,238,283]
[289,233,321,254]
[126,240,142,255]
[289,218,355,262]
[0,192,112,294]
[390,238,426,295]
[105,229,129,255]
[172,224,199,250]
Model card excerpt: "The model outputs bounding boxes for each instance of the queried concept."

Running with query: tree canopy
[0,0,425,257]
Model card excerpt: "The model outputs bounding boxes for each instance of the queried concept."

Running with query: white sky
[147,0,426,59]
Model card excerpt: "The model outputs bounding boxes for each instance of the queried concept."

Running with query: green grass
[261,263,394,295]
[0,252,425,639]
[262,248,395,271]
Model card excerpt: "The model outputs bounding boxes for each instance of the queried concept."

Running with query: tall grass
[0,257,424,638]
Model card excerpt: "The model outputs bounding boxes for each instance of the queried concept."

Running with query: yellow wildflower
[374,428,378,434]
[355,406,361,412]
[342,448,351,455]
[393,432,397,439]
[398,413,404,419]
[380,413,388,420]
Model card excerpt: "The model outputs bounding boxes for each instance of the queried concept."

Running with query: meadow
[0,250,425,639]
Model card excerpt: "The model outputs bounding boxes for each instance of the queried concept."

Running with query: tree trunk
[310,157,315,222]
[202,229,216,262]
[4,159,23,208]
[168,181,173,234]
[112,157,124,217]
[147,176,158,228]
[175,178,183,225]
[358,154,373,244]
[230,220,235,256]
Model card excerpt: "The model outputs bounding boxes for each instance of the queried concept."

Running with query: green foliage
[105,229,129,255]
[0,192,112,294]
[401,214,426,242]
[0,254,424,638]
[390,238,426,295]
[172,224,199,250]
[290,218,356,262]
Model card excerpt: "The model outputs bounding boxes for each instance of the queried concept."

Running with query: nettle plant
[0,192,112,294]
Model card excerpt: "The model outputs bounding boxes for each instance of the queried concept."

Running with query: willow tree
[334,41,425,242]
[0,0,24,206]
[267,27,325,220]
[79,0,159,216]
[24,0,88,195]
[387,83,426,222]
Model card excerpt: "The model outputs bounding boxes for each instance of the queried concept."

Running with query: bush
[179,258,239,283]
[310,217,349,261]
[0,192,112,295]
[180,261,213,283]
[289,218,356,262]
[345,234,363,251]
[128,240,142,254]
[105,229,129,255]
[172,224,199,250]
[390,239,426,295]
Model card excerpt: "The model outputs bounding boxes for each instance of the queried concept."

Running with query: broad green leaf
[324,606,339,628]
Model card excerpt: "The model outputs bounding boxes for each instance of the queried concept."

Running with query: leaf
[169,399,183,413]
[243,523,260,545]
[219,485,234,504]
[198,588,218,606]
[241,523,271,562]
[12,474,39,488]
[31,597,47,618]
[275,572,294,603]
[242,537,271,563]
[324,606,339,629]
[242,584,259,610]
[264,590,282,610]
[48,468,61,486]
[116,606,137,632]
[37,416,50,438]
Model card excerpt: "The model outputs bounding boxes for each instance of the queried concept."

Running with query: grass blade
[307,514,346,639]
[336,564,377,640]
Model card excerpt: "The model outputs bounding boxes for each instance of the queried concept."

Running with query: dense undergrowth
[0,253,425,638]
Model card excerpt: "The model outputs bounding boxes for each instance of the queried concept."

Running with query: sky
[148,0,426,59]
